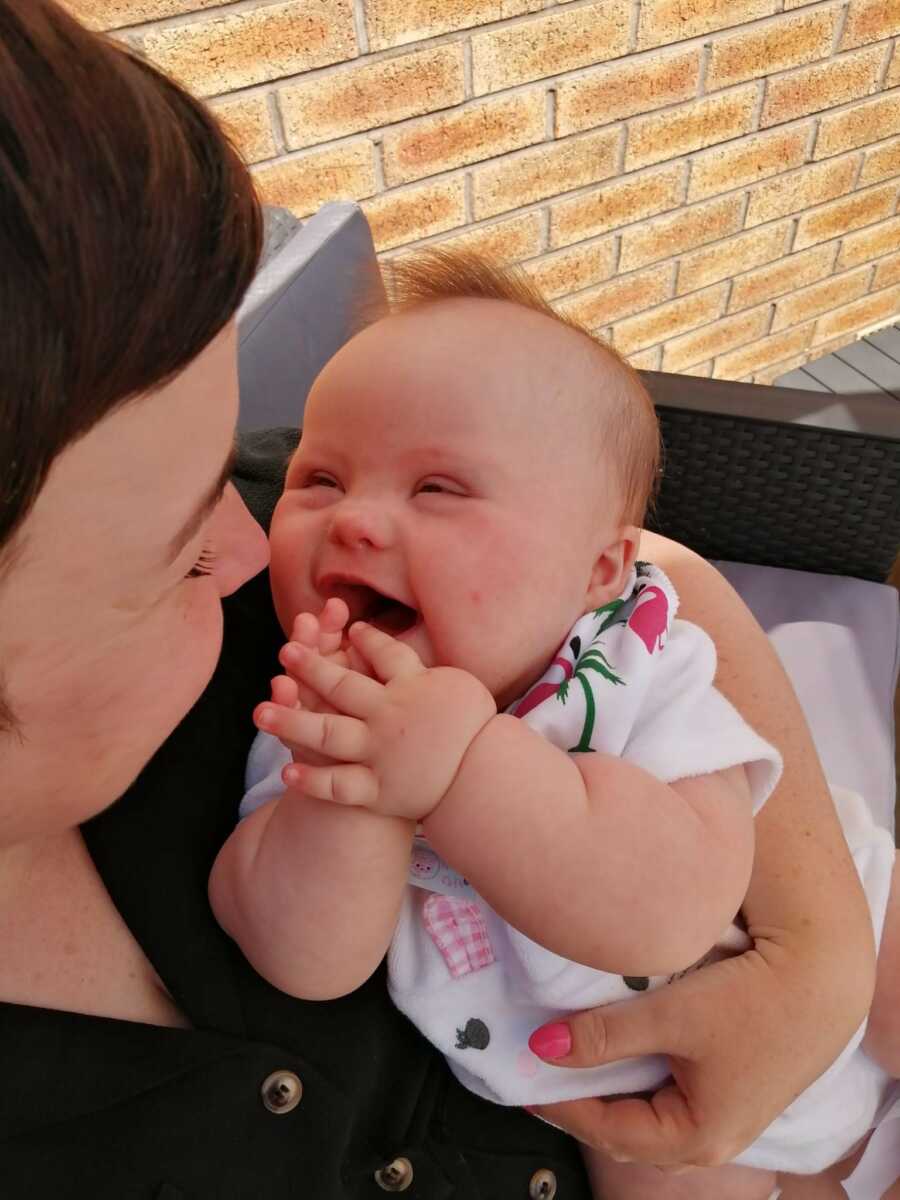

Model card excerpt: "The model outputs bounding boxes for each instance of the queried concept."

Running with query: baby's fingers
[318,597,350,655]
[348,621,424,682]
[283,761,378,808]
[257,704,370,763]
[281,643,382,717]
[270,674,300,709]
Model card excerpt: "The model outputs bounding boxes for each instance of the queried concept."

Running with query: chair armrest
[641,370,900,582]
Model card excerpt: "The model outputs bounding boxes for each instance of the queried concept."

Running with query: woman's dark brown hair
[0,0,262,562]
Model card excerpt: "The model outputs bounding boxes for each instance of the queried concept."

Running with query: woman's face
[0,323,269,847]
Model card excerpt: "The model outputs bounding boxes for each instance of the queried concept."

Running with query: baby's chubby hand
[256,623,497,821]
[261,598,369,768]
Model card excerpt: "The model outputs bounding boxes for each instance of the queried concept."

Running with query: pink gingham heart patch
[423,894,495,979]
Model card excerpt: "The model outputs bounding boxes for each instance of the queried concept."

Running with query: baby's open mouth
[327,582,419,636]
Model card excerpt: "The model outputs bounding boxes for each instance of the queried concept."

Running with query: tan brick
[706,8,841,91]
[687,123,811,203]
[729,243,837,310]
[523,238,618,300]
[61,0,221,29]
[253,139,376,218]
[685,360,715,377]
[382,90,545,187]
[430,212,544,264]
[556,263,675,328]
[814,92,900,159]
[472,127,620,220]
[629,345,663,370]
[363,177,467,251]
[838,213,900,265]
[715,321,815,376]
[859,135,900,184]
[761,45,885,127]
[745,154,859,227]
[841,0,900,49]
[550,162,685,248]
[365,0,543,52]
[279,45,464,151]
[620,193,744,271]
[752,352,809,384]
[212,94,277,165]
[795,179,898,248]
[873,248,900,285]
[662,305,770,371]
[888,40,900,85]
[556,46,701,136]
[678,222,790,294]
[612,283,728,355]
[771,263,872,330]
[636,0,779,51]
[143,1,357,98]
[812,282,900,340]
[625,84,758,172]
[471,1,631,94]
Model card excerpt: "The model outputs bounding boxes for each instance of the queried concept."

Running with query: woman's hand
[528,935,846,1167]
[526,533,877,1170]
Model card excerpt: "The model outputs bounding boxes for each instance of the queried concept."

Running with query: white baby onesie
[241,562,895,1174]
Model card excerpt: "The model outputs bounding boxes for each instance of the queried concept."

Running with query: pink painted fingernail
[528,1022,571,1060]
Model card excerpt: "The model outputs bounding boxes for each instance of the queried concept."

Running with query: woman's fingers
[281,643,382,717]
[348,621,424,682]
[283,761,378,808]
[529,983,687,1070]
[257,704,370,762]
[529,1087,701,1167]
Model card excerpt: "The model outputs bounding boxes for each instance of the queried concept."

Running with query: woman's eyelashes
[185,543,217,579]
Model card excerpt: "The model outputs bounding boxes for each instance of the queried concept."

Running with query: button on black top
[529,1167,558,1199]
[261,1069,302,1114]
[375,1156,414,1192]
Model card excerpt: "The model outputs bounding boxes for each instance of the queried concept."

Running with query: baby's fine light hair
[381,247,661,526]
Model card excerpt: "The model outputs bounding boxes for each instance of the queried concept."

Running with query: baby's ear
[584,525,641,609]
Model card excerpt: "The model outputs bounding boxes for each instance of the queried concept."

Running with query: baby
[210,250,899,1198]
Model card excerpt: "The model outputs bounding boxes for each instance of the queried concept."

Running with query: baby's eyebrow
[164,442,237,565]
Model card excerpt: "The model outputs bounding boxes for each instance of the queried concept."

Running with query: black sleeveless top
[0,430,591,1199]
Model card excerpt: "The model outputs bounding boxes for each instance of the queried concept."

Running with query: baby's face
[270,299,627,707]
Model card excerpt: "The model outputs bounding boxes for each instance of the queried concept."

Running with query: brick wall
[68,0,900,382]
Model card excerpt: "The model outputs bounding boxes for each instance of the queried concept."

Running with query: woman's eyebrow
[165,442,237,565]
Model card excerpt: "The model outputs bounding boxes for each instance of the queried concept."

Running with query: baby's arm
[425,718,754,977]
[209,604,415,1001]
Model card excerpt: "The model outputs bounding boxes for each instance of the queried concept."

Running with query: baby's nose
[328,500,393,550]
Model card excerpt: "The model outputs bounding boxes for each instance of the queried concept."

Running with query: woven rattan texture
[650,409,900,582]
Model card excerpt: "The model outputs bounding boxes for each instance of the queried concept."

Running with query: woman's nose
[206,482,270,597]
[328,499,392,551]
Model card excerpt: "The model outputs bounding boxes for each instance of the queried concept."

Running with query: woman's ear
[584,525,641,610]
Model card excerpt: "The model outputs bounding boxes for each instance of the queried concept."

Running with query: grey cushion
[238,202,384,432]
[716,561,899,831]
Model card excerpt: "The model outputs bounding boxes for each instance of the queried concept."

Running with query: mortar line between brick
[832,2,851,55]
[629,0,641,54]
[539,207,551,253]
[697,41,712,96]
[352,0,369,54]
[546,87,557,140]
[373,140,387,192]
[464,174,474,223]
[267,90,288,155]
[875,40,895,89]
[463,40,474,99]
